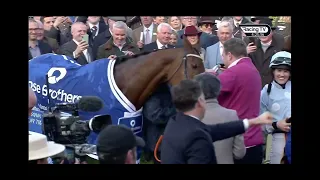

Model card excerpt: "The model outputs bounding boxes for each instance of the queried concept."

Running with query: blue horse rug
[29,54,143,163]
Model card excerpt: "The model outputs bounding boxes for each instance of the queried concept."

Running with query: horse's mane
[114,49,168,66]
[115,51,152,66]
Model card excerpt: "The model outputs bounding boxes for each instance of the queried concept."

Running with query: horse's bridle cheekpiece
[168,50,204,81]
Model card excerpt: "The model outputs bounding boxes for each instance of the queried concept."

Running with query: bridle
[167,50,203,81]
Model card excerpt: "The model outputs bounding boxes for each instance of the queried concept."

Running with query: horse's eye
[191,63,198,69]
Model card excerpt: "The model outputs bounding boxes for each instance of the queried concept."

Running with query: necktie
[91,26,97,39]
[145,29,150,44]
[161,46,166,49]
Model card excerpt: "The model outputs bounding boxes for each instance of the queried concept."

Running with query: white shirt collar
[219,42,223,48]
[143,23,154,32]
[228,57,247,69]
[187,114,200,121]
[109,28,113,35]
[234,19,242,27]
[156,39,167,49]
[219,42,223,56]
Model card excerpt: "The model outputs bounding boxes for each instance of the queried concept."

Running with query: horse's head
[113,38,205,109]
[166,36,205,86]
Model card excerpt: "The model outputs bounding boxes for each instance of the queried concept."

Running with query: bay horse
[28,36,204,163]
[113,37,205,109]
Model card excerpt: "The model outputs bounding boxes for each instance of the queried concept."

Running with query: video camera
[42,96,111,145]
[42,95,112,164]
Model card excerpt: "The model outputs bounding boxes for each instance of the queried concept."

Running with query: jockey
[260,51,291,164]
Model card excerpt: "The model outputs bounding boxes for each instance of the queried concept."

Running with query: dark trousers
[234,144,263,164]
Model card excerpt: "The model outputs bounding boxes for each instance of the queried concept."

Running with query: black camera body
[42,94,111,144]
[42,110,90,145]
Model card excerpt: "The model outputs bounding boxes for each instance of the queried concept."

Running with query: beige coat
[202,99,246,164]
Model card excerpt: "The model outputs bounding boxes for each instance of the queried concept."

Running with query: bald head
[71,22,87,42]
[29,87,37,116]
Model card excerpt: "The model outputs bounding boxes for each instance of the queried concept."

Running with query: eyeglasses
[29,28,40,31]
[272,57,291,65]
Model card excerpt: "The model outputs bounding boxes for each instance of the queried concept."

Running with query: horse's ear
[182,35,194,52]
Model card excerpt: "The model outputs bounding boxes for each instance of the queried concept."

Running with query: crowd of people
[28,16,292,164]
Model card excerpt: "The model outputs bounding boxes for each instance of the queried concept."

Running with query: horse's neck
[114,53,173,110]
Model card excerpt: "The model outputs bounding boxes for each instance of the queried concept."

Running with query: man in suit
[40,16,55,36]
[36,20,60,54]
[46,16,73,46]
[59,22,93,65]
[86,16,108,49]
[161,80,273,164]
[232,16,251,39]
[205,20,233,70]
[29,19,53,60]
[176,16,218,49]
[132,16,158,49]
[143,23,175,52]
[194,73,246,164]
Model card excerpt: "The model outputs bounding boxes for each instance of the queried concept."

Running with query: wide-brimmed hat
[29,131,65,161]
[198,16,215,25]
[181,25,202,39]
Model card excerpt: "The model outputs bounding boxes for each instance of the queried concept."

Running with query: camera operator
[95,125,145,164]
[29,131,65,164]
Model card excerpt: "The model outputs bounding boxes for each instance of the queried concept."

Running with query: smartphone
[64,146,75,164]
[219,63,225,68]
[82,34,89,44]
[248,37,256,46]
[286,117,291,123]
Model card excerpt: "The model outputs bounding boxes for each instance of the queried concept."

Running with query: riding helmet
[269,51,291,70]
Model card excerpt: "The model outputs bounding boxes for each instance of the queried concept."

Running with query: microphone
[70,114,112,135]
[56,96,104,112]
[78,96,104,112]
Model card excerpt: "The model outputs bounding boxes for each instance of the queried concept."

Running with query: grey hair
[157,23,173,33]
[113,21,128,34]
[221,16,233,23]
[194,73,221,100]
[218,20,233,32]
[35,20,43,29]
[71,22,86,33]
[29,19,39,27]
